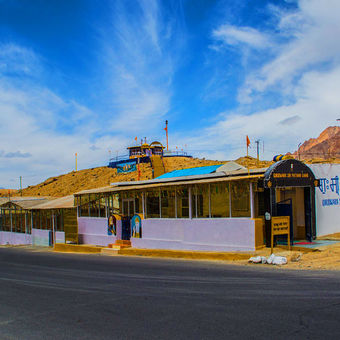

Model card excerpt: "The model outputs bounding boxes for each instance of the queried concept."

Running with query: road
[0,247,340,339]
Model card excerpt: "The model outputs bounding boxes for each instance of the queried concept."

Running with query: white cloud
[96,0,182,134]
[212,25,271,49]
[183,66,340,161]
[0,43,128,188]
[195,0,340,161]
[240,0,340,100]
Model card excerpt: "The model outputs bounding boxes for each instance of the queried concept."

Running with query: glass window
[176,186,189,218]
[211,183,230,218]
[146,189,160,218]
[191,184,209,218]
[161,188,176,218]
[231,181,250,217]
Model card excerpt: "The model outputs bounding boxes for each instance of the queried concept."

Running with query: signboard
[117,161,137,173]
[309,164,340,236]
[271,216,290,253]
[264,159,316,188]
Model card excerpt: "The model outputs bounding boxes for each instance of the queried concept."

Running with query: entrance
[275,187,312,242]
[121,198,135,240]
[262,159,318,246]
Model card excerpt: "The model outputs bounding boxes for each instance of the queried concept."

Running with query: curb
[54,244,103,254]
[118,248,254,261]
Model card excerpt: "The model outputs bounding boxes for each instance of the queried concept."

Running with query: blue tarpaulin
[117,161,137,173]
[156,164,221,179]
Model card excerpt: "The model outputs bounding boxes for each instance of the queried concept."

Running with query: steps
[151,155,166,178]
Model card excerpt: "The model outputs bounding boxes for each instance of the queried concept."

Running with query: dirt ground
[240,241,340,271]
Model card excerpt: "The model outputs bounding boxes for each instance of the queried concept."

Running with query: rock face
[294,126,340,160]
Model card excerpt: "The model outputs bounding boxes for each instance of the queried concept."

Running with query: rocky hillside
[294,126,340,162]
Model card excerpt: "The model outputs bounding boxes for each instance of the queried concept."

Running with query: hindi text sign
[271,216,290,253]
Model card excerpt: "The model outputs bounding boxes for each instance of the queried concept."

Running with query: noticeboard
[271,216,290,253]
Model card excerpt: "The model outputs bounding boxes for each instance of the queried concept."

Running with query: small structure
[108,140,192,171]
[0,196,77,246]
[128,141,164,158]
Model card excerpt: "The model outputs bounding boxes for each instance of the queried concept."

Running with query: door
[121,198,135,240]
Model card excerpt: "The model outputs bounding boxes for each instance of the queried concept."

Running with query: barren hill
[294,126,340,162]
[18,157,223,197]
[7,156,272,198]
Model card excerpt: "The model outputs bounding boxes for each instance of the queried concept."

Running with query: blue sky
[1,0,340,189]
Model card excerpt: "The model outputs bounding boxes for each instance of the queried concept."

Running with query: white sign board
[309,164,340,237]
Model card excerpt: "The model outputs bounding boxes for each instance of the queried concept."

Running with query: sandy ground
[239,241,340,271]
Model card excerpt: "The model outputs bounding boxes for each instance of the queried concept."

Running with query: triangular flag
[246,135,250,147]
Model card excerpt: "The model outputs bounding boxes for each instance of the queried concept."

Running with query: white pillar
[229,183,232,218]
[142,192,145,219]
[250,182,255,218]
[208,184,211,218]
[188,187,192,219]
[159,188,162,218]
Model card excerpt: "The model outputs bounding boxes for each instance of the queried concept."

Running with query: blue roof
[156,164,221,179]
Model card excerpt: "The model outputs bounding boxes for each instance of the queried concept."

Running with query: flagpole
[165,120,169,151]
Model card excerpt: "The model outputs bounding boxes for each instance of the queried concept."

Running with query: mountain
[293,126,340,161]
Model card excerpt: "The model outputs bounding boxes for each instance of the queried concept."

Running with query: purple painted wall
[0,231,32,245]
[131,218,255,252]
[32,228,51,246]
[77,217,117,246]
[56,231,65,243]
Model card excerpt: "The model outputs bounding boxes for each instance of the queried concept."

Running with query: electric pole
[255,140,260,164]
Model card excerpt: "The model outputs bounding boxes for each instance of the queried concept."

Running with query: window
[191,184,209,218]
[231,181,250,217]
[176,187,189,218]
[210,183,230,218]
[161,188,176,218]
[146,189,160,218]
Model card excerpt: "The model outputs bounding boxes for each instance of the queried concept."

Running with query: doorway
[275,187,312,242]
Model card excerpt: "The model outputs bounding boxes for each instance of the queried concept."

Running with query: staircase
[151,155,166,178]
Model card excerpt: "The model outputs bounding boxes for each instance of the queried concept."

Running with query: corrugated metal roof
[0,197,52,209]
[216,161,246,173]
[75,174,263,195]
[156,164,222,179]
[33,195,75,209]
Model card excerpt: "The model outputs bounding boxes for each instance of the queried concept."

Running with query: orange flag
[135,136,138,142]
[246,136,250,147]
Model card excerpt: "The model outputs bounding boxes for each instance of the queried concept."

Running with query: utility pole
[19,176,22,196]
[298,143,302,160]
[255,140,260,164]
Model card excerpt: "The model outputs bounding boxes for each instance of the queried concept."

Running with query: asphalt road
[1,247,340,340]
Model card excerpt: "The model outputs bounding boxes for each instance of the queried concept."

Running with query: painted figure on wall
[108,215,117,236]
[131,214,142,238]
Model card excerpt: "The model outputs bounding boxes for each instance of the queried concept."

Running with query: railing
[163,150,190,157]
[109,154,129,162]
